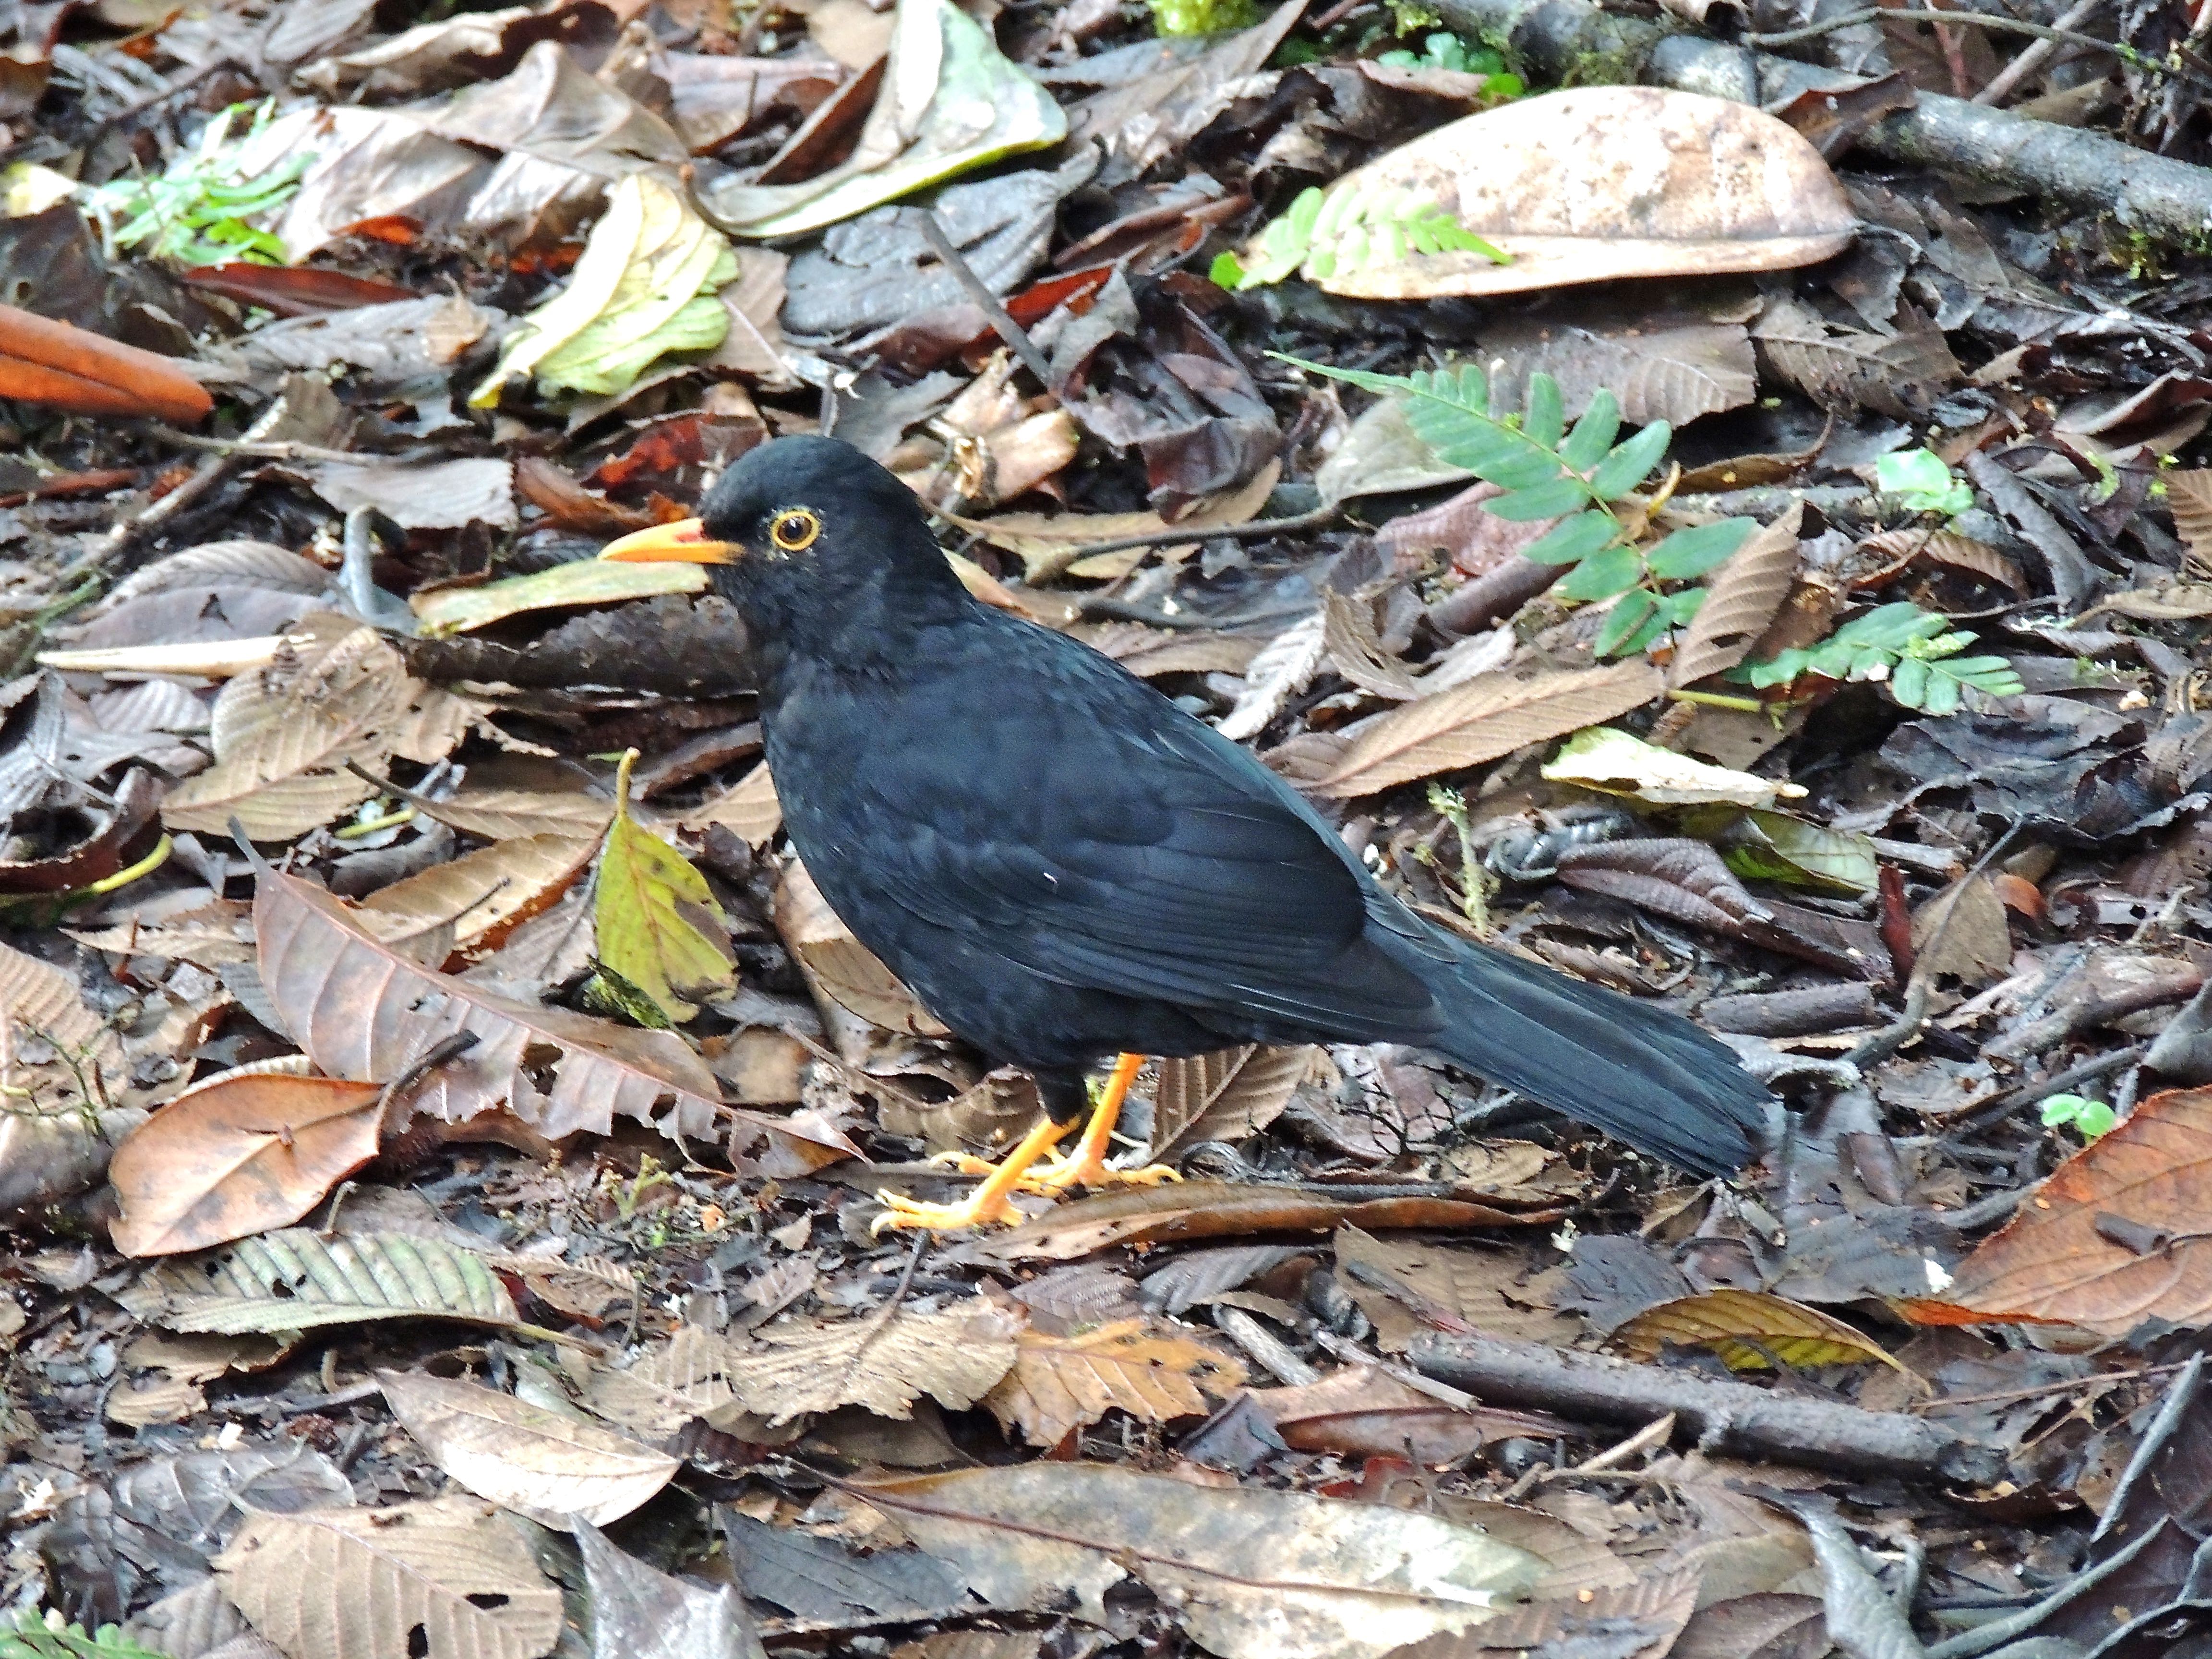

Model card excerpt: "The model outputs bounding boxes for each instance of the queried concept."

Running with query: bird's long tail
[1423,933,1771,1176]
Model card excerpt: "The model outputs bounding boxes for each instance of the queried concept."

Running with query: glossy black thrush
[604,435,1770,1229]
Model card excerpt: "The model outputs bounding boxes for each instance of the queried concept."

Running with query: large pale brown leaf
[1335,1227,1578,1351]
[253,858,854,1169]
[407,786,616,843]
[983,1319,1244,1446]
[1312,661,1664,797]
[1149,1046,1315,1164]
[1288,87,1852,301]
[109,1072,385,1257]
[856,1463,1544,1659]
[584,1324,747,1440]
[1670,504,1803,686]
[1904,1085,2212,1337]
[216,1494,563,1659]
[381,1371,678,1529]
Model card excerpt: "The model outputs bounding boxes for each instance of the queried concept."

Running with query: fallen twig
[1408,1331,2008,1484]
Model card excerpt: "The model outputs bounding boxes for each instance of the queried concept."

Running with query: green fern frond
[1226,182,1508,291]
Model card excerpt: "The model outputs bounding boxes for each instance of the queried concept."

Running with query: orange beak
[599,517,740,564]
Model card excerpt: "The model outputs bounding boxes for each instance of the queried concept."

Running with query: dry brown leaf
[1911,874,2012,985]
[380,1371,679,1529]
[1386,1566,1698,1658]
[950,463,1279,583]
[1313,661,1665,797]
[1856,526,2025,592]
[1904,1084,2212,1337]
[1322,590,1421,701]
[1482,317,1757,428]
[1613,1289,1912,1376]
[855,1462,1544,1659]
[163,622,468,841]
[983,1318,1244,1446]
[1254,1367,1573,1463]
[1670,505,1803,686]
[108,1072,385,1257]
[358,832,599,960]
[252,856,854,1171]
[1078,624,1263,680]
[68,898,256,967]
[1754,295,1960,419]
[409,787,616,843]
[719,1298,1017,1423]
[680,760,782,845]
[967,1181,1566,1264]
[0,942,134,1220]
[1293,87,1852,300]
[2167,469,2212,577]
[1150,1045,1315,1163]
[215,1494,563,1659]
[1335,1226,1578,1352]
[774,857,948,1036]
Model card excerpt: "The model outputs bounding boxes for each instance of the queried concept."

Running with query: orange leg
[1026,1053,1180,1193]
[872,1112,1071,1232]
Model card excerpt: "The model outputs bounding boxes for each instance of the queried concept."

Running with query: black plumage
[607,436,1769,1220]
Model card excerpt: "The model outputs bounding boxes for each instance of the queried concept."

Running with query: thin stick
[1057,506,1339,563]
[1748,8,2205,91]
[1973,0,2105,104]
[917,210,1060,399]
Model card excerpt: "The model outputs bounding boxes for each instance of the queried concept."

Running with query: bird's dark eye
[769,508,821,553]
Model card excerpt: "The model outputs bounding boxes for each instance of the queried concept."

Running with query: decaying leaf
[586,1324,750,1440]
[253,856,854,1169]
[855,1462,1545,1659]
[713,1298,1018,1423]
[1907,1085,2212,1337]
[1670,505,1803,685]
[1150,1045,1315,1164]
[1334,1226,1578,1352]
[1755,295,1961,418]
[162,622,478,842]
[1313,661,1665,797]
[216,1494,563,1659]
[407,785,617,842]
[1911,874,2013,985]
[951,464,1278,584]
[381,1371,679,1529]
[1613,1289,1913,1375]
[1542,727,1805,809]
[108,1072,385,1257]
[983,1318,1245,1445]
[681,761,782,846]
[595,752,736,1022]
[116,1229,520,1336]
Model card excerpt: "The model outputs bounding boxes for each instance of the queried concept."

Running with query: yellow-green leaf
[1613,1289,1914,1379]
[594,750,735,1023]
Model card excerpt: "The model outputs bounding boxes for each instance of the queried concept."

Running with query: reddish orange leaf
[0,302,211,424]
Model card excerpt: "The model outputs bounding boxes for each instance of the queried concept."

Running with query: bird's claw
[923,1149,1061,1193]
[1024,1152,1182,1193]
[870,1185,1023,1233]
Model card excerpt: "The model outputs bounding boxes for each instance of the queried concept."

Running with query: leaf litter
[7,0,2212,1652]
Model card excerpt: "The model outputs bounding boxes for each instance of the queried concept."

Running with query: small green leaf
[1555,545,1641,601]
[1646,518,1756,580]
[1521,510,1618,565]
[1209,251,1246,289]
[1655,586,1707,625]
[1485,477,1590,521]
[1876,447,1973,517]
[1524,374,1564,449]
[1559,392,1621,471]
[1889,655,1931,709]
[1589,422,1672,499]
[1592,590,1657,657]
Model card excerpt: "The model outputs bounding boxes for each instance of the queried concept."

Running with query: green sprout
[2040,1094,2117,1142]
[1875,449,1972,518]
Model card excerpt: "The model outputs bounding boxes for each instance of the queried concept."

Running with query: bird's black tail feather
[1423,933,1771,1176]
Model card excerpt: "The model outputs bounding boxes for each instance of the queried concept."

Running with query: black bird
[603,435,1770,1229]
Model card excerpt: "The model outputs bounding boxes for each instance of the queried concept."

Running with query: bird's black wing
[778,621,1443,1038]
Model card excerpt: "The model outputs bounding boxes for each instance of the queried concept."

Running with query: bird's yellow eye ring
[769,508,821,553]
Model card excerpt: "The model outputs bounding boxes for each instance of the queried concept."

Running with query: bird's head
[599,435,965,650]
